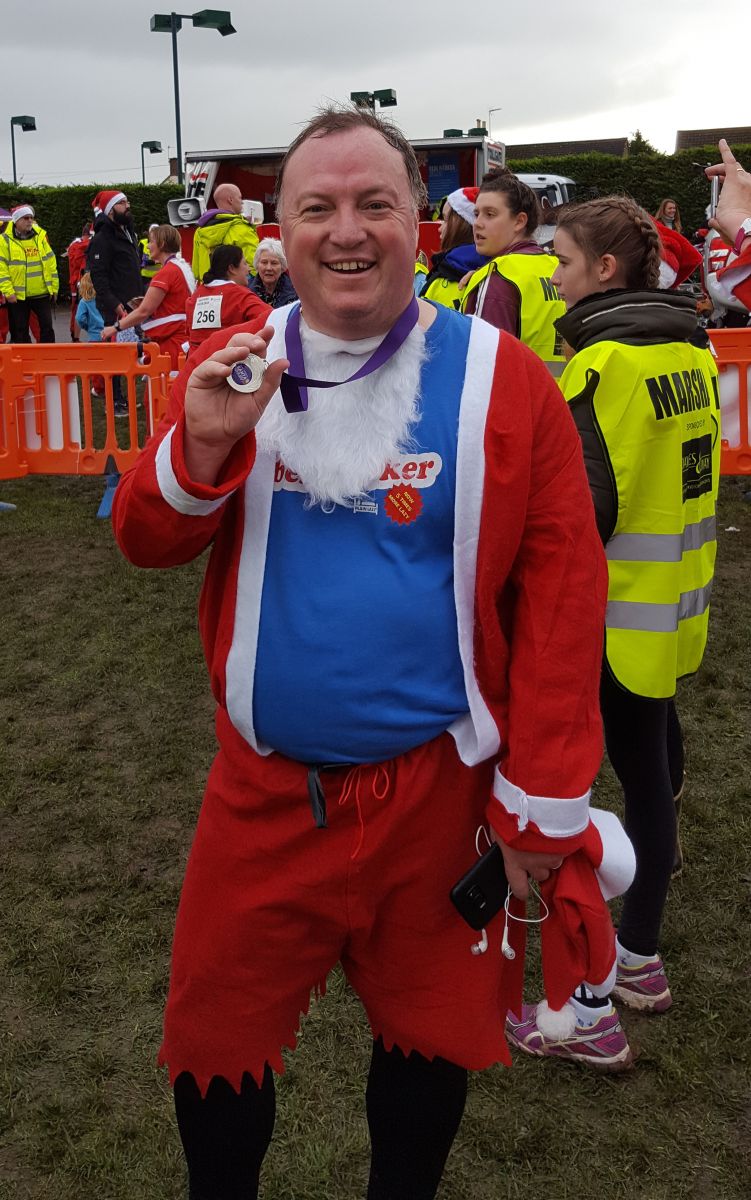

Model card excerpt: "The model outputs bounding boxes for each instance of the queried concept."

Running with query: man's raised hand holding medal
[182,327,288,485]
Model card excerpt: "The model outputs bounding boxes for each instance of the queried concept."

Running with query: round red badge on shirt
[384,485,422,525]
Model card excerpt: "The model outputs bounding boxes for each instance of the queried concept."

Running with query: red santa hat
[654,220,702,289]
[445,186,480,226]
[94,190,127,217]
[11,204,35,222]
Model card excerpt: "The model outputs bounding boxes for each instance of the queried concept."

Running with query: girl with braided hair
[506,196,721,1069]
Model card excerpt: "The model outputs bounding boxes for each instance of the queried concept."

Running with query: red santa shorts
[159,709,508,1095]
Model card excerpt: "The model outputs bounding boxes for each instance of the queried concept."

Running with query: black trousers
[7,295,55,343]
[174,1038,468,1200]
[600,668,685,956]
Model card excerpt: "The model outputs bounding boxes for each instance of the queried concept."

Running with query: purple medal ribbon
[280,296,420,413]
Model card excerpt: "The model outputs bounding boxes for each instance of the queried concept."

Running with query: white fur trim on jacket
[447,315,502,766]
[223,307,291,754]
[491,766,590,837]
[155,426,234,517]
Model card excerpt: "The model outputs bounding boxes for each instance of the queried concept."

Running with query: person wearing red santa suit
[102,225,195,371]
[185,243,270,357]
[112,106,634,1200]
[705,138,751,315]
[65,221,93,341]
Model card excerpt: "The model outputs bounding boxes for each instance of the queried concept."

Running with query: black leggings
[600,668,685,956]
[174,1038,467,1199]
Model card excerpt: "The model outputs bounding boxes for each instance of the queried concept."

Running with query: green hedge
[0,182,183,298]
[507,144,751,235]
[2,143,748,298]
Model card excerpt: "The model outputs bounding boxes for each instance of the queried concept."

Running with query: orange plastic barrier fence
[2,331,750,483]
[0,342,174,481]
[707,327,751,475]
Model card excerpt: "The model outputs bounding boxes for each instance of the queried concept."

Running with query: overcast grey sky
[2,0,746,188]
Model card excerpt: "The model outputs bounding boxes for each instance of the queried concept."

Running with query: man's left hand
[489,828,564,900]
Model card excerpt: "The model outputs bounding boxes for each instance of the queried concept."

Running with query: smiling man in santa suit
[112,106,634,1199]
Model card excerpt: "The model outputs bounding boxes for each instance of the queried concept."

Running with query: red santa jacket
[113,307,630,1006]
[185,279,270,354]
[66,234,91,295]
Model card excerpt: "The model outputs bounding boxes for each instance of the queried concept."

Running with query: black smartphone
[450,843,508,931]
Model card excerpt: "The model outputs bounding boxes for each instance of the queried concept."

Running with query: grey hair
[274,104,428,219]
[253,237,287,271]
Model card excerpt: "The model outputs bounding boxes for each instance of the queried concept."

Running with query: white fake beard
[255,322,427,506]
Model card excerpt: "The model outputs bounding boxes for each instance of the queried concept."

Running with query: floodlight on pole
[350,89,397,112]
[488,107,503,138]
[150,11,236,185]
[141,139,164,185]
[10,115,37,185]
[192,8,236,34]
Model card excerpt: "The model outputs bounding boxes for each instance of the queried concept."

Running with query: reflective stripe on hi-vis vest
[0,226,58,301]
[461,252,566,371]
[560,339,721,698]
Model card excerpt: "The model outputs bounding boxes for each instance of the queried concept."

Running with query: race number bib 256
[192,294,223,329]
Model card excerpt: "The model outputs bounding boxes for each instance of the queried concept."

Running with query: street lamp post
[141,139,164,185]
[150,10,236,186]
[488,107,503,139]
[10,115,37,185]
[350,89,398,112]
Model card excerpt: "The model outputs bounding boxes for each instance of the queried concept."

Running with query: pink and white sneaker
[613,956,672,1013]
[505,1004,634,1071]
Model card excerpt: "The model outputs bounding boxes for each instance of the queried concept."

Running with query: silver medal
[228,353,268,394]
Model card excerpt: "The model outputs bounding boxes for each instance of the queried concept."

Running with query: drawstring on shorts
[338,763,390,860]
[305,761,391,859]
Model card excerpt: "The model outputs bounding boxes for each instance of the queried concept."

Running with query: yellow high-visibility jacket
[191,214,259,283]
[139,236,160,282]
[461,252,565,373]
[558,289,721,698]
[0,223,58,300]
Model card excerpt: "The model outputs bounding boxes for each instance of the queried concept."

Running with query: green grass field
[1,474,749,1200]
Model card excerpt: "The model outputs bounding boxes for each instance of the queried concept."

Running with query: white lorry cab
[515,174,577,207]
